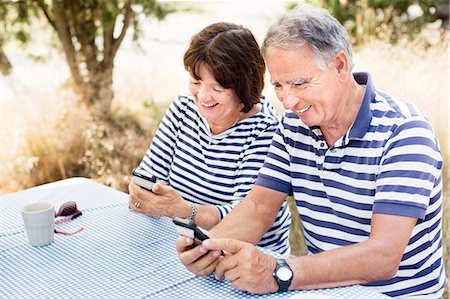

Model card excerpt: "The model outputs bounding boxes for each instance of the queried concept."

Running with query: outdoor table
[0,177,390,298]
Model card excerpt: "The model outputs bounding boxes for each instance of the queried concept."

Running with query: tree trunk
[34,0,134,120]
[85,65,114,120]
[0,47,12,75]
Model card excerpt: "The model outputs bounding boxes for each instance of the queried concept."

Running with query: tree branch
[34,0,56,30]
[52,0,84,89]
[111,1,133,59]
[102,13,116,67]
[67,1,98,73]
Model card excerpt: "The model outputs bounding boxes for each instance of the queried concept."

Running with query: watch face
[276,267,292,281]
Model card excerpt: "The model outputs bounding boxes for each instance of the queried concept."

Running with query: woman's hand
[128,180,191,218]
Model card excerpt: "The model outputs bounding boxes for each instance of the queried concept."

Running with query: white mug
[21,202,55,246]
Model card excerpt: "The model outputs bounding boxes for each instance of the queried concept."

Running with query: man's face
[266,45,343,129]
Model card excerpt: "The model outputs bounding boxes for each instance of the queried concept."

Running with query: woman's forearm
[193,205,220,230]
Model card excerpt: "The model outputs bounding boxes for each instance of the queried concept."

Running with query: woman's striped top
[138,94,291,255]
[256,72,446,297]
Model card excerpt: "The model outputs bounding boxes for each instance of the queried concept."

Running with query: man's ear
[333,50,350,78]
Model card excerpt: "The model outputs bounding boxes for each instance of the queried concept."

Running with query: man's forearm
[209,185,287,244]
[288,213,416,290]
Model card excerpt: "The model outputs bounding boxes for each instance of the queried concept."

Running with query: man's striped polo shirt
[256,72,445,298]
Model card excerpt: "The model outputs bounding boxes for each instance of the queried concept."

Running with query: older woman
[129,22,291,255]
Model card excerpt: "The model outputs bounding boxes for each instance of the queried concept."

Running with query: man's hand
[202,238,279,294]
[175,236,222,276]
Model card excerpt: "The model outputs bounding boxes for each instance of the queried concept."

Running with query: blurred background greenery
[1,0,448,296]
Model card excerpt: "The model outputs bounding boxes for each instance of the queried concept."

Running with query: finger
[176,236,209,265]
[196,252,221,276]
[128,196,138,211]
[176,235,194,252]
[224,266,241,283]
[128,181,138,198]
[152,181,173,195]
[128,181,134,193]
[202,238,245,254]
[134,183,152,197]
[134,200,142,209]
[215,255,238,281]
[128,190,141,208]
[176,236,221,276]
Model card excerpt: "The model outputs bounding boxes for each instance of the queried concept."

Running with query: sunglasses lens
[56,201,78,217]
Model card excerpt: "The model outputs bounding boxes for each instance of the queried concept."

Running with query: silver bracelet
[187,203,198,222]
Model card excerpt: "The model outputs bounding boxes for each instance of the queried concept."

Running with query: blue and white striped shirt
[139,94,291,255]
[256,73,445,298]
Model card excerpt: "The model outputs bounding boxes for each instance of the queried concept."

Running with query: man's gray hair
[262,3,354,70]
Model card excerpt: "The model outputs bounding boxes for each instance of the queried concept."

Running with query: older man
[176,3,446,298]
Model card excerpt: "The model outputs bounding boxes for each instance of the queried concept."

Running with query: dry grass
[0,74,164,194]
[354,37,449,161]
[0,89,88,193]
[354,39,449,297]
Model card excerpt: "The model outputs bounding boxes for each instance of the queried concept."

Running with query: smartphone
[172,217,209,246]
[132,169,157,192]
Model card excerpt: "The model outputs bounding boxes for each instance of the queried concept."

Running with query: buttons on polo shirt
[320,141,326,147]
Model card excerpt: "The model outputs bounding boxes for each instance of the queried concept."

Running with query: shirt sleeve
[255,114,293,194]
[137,95,187,180]
[373,116,443,219]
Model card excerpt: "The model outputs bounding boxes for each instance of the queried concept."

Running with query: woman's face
[189,63,243,131]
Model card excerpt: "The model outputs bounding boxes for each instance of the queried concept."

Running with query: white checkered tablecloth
[0,178,390,298]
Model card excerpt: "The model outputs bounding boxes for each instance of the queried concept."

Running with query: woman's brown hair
[184,22,265,113]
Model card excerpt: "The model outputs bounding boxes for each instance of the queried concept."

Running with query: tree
[297,0,443,46]
[0,5,12,75]
[0,0,174,119]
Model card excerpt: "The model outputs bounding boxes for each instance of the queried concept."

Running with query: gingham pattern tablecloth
[0,178,390,298]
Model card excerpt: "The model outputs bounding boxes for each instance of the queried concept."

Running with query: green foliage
[288,0,444,46]
[0,0,175,49]
[0,0,176,119]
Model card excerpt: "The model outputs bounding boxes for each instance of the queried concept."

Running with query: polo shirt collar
[348,72,376,139]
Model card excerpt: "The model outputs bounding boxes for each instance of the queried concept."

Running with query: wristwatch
[273,259,293,292]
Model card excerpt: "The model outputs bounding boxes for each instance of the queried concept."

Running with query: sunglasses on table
[54,201,84,235]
